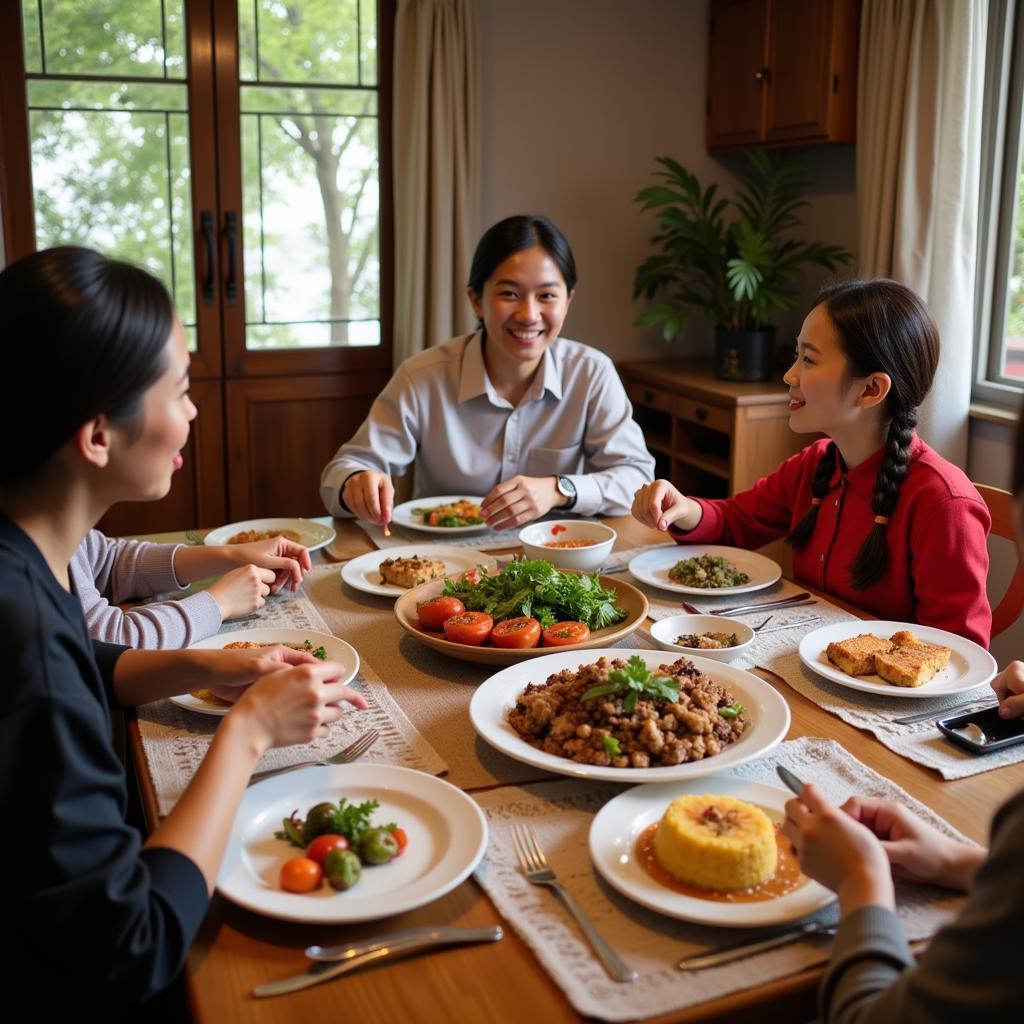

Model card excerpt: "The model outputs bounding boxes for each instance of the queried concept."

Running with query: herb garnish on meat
[580,654,680,712]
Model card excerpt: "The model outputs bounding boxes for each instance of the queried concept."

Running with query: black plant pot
[713,326,777,382]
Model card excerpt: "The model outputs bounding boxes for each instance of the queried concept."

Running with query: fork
[248,728,379,785]
[511,824,637,983]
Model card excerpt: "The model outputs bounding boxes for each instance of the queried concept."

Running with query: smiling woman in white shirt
[320,215,655,531]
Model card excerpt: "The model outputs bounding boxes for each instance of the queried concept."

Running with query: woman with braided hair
[631,279,992,646]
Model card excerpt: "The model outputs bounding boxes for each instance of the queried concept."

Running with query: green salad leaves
[441,558,627,630]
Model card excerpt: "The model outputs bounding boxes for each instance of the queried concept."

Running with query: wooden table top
[128,516,1024,1024]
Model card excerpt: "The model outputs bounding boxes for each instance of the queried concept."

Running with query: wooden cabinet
[619,358,812,567]
[707,0,860,150]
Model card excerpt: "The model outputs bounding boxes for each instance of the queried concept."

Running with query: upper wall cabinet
[706,0,860,150]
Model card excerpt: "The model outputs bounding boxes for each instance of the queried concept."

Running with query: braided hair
[785,279,939,589]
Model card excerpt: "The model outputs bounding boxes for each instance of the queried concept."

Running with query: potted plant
[632,151,852,381]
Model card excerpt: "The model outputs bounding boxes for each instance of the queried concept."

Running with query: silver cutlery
[511,824,637,983]
[677,920,838,970]
[682,593,814,616]
[892,701,998,726]
[248,728,379,785]
[752,615,821,636]
[253,925,503,997]
[776,764,806,795]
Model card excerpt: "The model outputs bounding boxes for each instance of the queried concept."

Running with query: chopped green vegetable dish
[441,558,627,630]
[668,554,749,589]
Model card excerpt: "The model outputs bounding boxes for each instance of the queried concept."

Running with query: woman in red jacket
[631,279,992,646]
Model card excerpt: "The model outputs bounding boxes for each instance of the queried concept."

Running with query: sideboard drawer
[675,396,732,434]
[625,381,673,415]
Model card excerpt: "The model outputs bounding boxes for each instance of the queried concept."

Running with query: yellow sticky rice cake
[653,794,777,891]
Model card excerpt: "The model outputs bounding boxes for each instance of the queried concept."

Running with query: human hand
[225,537,311,592]
[630,480,701,532]
[207,565,277,619]
[481,475,561,531]
[840,795,984,892]
[784,783,895,913]
[230,660,369,750]
[342,470,395,525]
[196,644,320,703]
[991,660,1024,719]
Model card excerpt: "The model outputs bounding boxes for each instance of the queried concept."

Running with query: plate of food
[202,517,336,552]
[589,776,833,927]
[393,558,649,665]
[628,544,782,596]
[217,763,488,923]
[170,627,360,716]
[340,544,498,598]
[469,649,790,780]
[797,620,997,699]
[390,496,488,534]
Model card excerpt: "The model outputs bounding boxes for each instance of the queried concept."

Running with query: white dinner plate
[628,544,782,596]
[203,517,336,552]
[217,764,488,923]
[798,620,997,700]
[170,627,359,716]
[469,649,790,782]
[340,544,498,598]
[390,495,488,534]
[589,777,834,927]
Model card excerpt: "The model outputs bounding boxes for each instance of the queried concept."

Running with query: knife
[677,920,837,970]
[716,594,815,617]
[775,764,806,795]
[892,700,997,726]
[253,925,503,998]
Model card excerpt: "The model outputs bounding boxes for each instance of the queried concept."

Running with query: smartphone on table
[937,705,1024,754]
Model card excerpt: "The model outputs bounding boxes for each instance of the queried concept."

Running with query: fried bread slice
[379,555,446,588]
[874,641,951,688]
[825,633,893,676]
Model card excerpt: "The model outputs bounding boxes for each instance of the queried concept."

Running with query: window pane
[34,0,184,79]
[239,0,363,86]
[238,1,380,351]
[21,1,42,73]
[1003,167,1024,382]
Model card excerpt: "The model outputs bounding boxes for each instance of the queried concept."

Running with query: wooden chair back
[974,483,1024,638]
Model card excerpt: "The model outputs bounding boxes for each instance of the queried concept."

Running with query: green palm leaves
[633,151,851,338]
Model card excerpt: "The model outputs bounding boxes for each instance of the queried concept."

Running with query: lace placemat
[625,573,1019,781]
[136,584,448,816]
[472,737,965,1022]
[358,519,525,551]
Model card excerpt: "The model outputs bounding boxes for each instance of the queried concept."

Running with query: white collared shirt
[320,332,655,517]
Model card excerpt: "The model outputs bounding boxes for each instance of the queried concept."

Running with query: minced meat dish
[507,655,747,769]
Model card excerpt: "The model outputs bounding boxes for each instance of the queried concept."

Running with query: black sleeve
[0,591,208,1007]
[91,636,130,703]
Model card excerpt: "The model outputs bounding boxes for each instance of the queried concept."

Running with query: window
[977,0,1024,402]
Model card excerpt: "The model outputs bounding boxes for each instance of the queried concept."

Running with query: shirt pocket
[525,445,582,476]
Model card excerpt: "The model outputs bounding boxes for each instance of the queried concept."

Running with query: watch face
[558,476,576,498]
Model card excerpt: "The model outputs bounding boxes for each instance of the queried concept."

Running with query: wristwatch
[556,475,577,511]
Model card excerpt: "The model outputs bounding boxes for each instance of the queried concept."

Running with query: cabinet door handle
[695,406,708,422]
[754,66,770,82]
[643,389,655,403]
[225,211,238,301]
[201,211,215,302]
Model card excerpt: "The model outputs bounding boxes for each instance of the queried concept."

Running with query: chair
[974,483,1024,638]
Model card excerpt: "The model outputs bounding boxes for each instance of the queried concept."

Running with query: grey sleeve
[568,357,656,517]
[820,790,1024,1023]
[319,366,422,517]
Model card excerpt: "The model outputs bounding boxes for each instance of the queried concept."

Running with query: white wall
[478,0,857,363]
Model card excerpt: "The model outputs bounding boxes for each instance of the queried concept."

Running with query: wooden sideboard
[618,358,810,568]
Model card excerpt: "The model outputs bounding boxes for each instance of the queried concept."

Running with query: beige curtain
[857,0,988,465]
[393,0,481,364]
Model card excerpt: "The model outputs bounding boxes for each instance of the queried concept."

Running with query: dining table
[126,515,1024,1024]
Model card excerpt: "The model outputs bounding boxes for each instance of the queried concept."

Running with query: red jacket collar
[827,433,924,499]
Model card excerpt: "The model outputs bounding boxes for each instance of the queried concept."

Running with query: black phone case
[937,706,1024,755]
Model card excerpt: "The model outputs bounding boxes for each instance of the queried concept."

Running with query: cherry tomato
[443,611,494,645]
[490,616,542,649]
[542,621,591,647]
[418,595,465,630]
[305,833,350,865]
[459,568,482,585]
[391,827,409,855]
[279,856,322,893]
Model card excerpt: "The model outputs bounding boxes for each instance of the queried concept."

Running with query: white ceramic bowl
[517,520,616,572]
[649,614,755,663]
